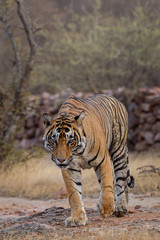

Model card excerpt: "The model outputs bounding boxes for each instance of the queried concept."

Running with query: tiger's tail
[127,175,135,188]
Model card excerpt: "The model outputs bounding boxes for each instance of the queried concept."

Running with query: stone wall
[128,87,160,150]
[17,87,160,151]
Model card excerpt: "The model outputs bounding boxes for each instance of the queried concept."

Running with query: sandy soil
[0,193,160,239]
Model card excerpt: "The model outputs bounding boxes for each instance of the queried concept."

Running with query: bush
[33,1,160,93]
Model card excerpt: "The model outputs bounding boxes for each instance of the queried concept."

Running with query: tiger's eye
[64,127,70,132]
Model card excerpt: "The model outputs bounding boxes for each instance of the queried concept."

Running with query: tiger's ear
[74,111,85,126]
[42,113,54,127]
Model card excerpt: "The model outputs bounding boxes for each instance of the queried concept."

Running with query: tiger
[42,94,134,227]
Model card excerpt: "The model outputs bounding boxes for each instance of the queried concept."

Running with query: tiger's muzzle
[52,154,72,168]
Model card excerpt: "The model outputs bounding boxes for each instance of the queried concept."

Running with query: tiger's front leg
[61,168,87,227]
[95,153,115,218]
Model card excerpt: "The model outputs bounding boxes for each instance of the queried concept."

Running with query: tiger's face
[42,112,86,168]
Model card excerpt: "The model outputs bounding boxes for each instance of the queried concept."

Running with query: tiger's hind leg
[111,146,132,217]
[94,152,115,218]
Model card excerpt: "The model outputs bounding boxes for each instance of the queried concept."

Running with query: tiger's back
[59,94,128,155]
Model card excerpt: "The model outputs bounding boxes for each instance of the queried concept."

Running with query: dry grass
[0,150,159,199]
[2,229,160,240]
[0,154,65,199]
[95,229,160,240]
[129,150,160,194]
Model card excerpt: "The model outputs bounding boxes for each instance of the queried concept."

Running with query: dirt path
[0,193,160,239]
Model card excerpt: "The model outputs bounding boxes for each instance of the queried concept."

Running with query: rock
[154,133,160,142]
[135,141,147,151]
[147,114,156,124]
[152,121,160,134]
[75,92,84,98]
[142,131,154,145]
[128,209,137,214]
[128,115,139,128]
[134,106,141,117]
[15,87,160,151]
[139,87,148,94]
[128,87,160,150]
[134,205,141,209]
[128,101,136,112]
[153,106,160,120]
[141,103,151,112]
[143,123,152,131]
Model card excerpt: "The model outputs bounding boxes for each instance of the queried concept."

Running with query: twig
[137,165,160,176]
[1,0,37,142]
[15,0,37,98]
[0,16,21,92]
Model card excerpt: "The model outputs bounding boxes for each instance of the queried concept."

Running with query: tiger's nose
[57,158,66,163]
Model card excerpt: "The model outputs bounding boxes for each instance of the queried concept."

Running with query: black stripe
[111,145,122,159]
[115,163,127,173]
[116,170,130,182]
[77,190,82,195]
[73,180,82,186]
[62,102,85,113]
[114,161,124,169]
[111,137,126,159]
[116,176,128,182]
[56,163,69,167]
[116,184,122,188]
[113,153,126,165]
[88,137,95,154]
[62,102,76,109]
[95,156,105,171]
[111,146,124,161]
[83,129,86,137]
[117,189,125,196]
[62,123,72,127]
[68,168,81,173]
[88,145,100,166]
[103,185,113,191]
[74,129,81,142]
[76,147,86,156]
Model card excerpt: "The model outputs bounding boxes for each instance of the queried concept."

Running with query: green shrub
[33,2,160,93]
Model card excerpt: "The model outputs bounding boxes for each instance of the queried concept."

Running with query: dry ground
[0,150,160,239]
[0,194,160,240]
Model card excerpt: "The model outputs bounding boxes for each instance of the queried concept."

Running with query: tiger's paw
[65,212,88,227]
[98,195,114,218]
[114,205,127,217]
[114,196,128,217]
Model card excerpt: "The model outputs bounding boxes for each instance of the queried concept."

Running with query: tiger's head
[42,112,86,168]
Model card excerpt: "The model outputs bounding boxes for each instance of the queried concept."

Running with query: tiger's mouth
[51,154,72,169]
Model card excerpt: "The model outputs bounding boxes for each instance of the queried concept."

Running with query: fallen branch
[137,165,160,176]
